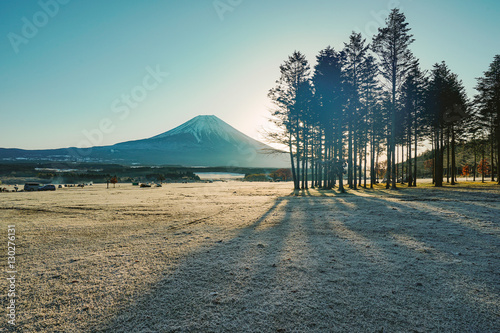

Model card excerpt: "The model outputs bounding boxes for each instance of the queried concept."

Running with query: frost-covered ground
[0,182,499,332]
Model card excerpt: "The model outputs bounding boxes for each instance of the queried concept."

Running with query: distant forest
[0,163,279,185]
[268,8,500,191]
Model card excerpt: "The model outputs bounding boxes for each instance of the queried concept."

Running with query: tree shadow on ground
[92,190,500,332]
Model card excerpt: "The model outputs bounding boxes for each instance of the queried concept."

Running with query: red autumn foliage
[461,164,470,177]
[477,159,490,175]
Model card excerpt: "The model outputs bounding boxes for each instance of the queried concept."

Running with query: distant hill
[0,115,289,168]
[396,142,495,179]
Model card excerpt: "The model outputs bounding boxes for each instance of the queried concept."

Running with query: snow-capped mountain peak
[151,115,254,145]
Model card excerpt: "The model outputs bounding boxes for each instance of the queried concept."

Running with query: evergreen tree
[344,32,369,189]
[400,63,426,186]
[372,8,415,190]
[425,62,468,186]
[312,47,347,191]
[268,51,311,190]
[359,55,382,188]
[474,55,500,184]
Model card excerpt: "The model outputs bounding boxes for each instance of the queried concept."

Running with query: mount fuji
[103,115,288,167]
[0,115,289,168]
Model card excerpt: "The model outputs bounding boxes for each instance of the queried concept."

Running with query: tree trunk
[370,131,375,189]
[408,129,412,187]
[446,128,450,183]
[451,125,456,185]
[324,133,330,189]
[497,129,500,185]
[288,133,298,190]
[376,145,380,183]
[338,126,345,193]
[311,143,315,189]
[401,142,405,183]
[431,135,435,184]
[386,136,391,189]
[497,123,500,184]
[390,74,397,190]
[295,125,301,190]
[348,117,353,188]
[324,141,330,189]
[303,141,307,189]
[413,121,418,187]
[396,144,399,182]
[440,127,445,185]
[473,146,477,182]
[435,128,443,187]
[482,148,485,183]
[353,116,358,190]
[364,142,367,188]
[491,132,495,182]
[361,139,364,188]
[302,133,307,190]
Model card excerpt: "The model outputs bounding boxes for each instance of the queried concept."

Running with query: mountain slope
[0,115,289,168]
[106,115,287,167]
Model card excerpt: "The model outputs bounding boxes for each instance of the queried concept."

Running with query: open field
[1,182,499,332]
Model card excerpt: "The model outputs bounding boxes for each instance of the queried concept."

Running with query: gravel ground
[0,181,499,332]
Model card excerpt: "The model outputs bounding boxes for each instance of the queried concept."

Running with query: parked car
[24,182,41,191]
[39,184,56,191]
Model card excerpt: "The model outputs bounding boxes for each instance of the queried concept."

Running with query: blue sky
[0,0,498,149]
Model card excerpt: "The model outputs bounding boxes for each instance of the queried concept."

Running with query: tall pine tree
[372,8,415,190]
[475,55,500,184]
